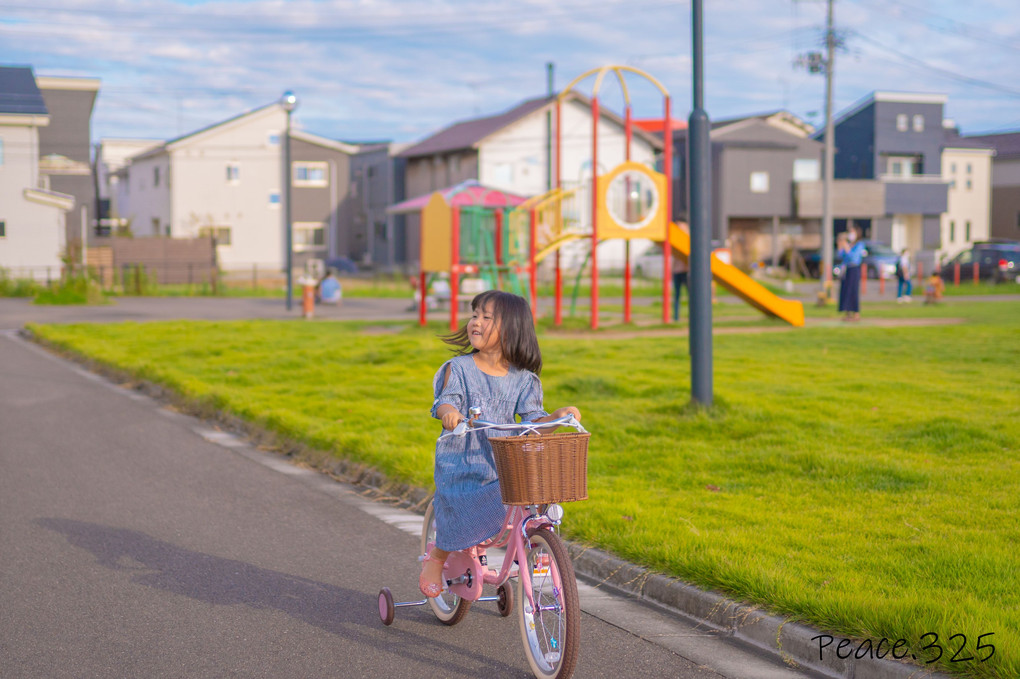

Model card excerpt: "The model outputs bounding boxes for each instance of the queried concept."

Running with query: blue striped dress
[430,354,548,551]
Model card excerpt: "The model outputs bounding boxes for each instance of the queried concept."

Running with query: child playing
[924,272,944,305]
[421,290,581,598]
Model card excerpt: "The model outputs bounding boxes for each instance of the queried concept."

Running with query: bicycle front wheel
[421,499,471,625]
[518,527,580,679]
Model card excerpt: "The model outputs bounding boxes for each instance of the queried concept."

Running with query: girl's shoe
[419,552,445,598]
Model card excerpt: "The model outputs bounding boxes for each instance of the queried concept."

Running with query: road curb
[18,327,955,679]
[566,543,951,679]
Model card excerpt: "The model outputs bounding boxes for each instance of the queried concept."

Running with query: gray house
[667,111,885,268]
[962,131,1020,242]
[822,91,950,258]
[347,143,408,271]
[35,75,100,246]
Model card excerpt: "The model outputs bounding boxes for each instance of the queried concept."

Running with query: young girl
[421,290,581,598]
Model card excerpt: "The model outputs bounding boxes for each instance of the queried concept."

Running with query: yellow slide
[669,222,804,327]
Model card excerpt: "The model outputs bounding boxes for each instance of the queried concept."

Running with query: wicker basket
[490,432,590,505]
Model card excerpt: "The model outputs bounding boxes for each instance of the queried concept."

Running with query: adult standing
[896,248,913,302]
[671,246,689,322]
[837,226,866,322]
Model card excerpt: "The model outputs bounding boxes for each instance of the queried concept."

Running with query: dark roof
[962,131,1020,159]
[0,66,48,116]
[943,129,996,151]
[398,95,554,158]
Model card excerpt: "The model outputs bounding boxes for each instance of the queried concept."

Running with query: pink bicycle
[378,409,590,679]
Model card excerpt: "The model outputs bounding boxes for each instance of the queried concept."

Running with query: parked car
[939,241,1020,284]
[324,256,359,274]
[778,247,823,278]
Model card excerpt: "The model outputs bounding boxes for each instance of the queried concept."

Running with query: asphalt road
[0,328,819,679]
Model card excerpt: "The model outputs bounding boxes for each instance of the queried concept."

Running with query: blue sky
[1,0,1017,146]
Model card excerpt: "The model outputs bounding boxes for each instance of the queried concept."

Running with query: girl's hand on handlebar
[552,406,581,422]
[441,410,465,431]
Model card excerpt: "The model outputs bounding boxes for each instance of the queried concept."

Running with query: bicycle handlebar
[440,414,587,440]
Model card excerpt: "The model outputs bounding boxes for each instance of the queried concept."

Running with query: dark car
[324,256,359,274]
[939,241,1020,284]
[782,240,899,279]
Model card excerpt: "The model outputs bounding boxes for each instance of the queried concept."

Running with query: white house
[96,137,162,235]
[940,132,995,261]
[0,66,75,280]
[119,102,361,273]
[397,93,663,271]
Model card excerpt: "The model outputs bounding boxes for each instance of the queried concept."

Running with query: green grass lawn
[27,300,1020,678]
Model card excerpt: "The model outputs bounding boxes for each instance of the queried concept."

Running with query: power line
[851,30,1020,98]
[848,0,1020,54]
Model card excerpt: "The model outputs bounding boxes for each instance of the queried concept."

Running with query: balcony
[795,179,885,219]
[879,174,949,215]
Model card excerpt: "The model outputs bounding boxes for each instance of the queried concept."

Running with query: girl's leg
[420,547,450,597]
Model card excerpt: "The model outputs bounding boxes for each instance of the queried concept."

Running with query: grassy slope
[29,301,1020,678]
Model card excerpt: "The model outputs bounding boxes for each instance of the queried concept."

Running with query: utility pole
[820,0,836,299]
[546,62,554,193]
[795,0,838,297]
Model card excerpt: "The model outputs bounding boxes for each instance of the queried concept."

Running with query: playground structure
[404,65,805,330]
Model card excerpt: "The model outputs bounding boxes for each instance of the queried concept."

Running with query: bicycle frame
[431,502,562,611]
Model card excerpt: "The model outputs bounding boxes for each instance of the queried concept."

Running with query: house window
[750,171,769,193]
[912,114,924,132]
[949,179,956,189]
[949,221,955,242]
[0,138,4,166]
[950,162,956,174]
[492,163,514,187]
[0,220,6,238]
[199,226,232,245]
[793,158,819,182]
[151,218,160,234]
[154,167,160,187]
[965,221,971,241]
[293,222,326,250]
[293,162,328,187]
[966,179,972,190]
[268,132,281,146]
[269,193,281,207]
[227,164,240,183]
[896,114,908,131]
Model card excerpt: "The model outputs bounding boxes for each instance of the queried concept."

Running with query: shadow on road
[37,518,530,677]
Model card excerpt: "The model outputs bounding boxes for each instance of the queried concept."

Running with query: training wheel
[497,583,514,617]
[378,587,395,626]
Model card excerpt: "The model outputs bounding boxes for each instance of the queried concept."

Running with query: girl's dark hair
[441,290,543,374]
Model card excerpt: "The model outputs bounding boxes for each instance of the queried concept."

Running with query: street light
[281,90,298,310]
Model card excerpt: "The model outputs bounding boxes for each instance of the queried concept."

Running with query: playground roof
[386,179,528,214]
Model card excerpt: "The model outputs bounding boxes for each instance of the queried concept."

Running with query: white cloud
[3,0,1017,143]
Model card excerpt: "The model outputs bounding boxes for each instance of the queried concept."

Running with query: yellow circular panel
[606,169,660,231]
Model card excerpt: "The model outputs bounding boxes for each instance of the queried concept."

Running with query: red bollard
[973,261,979,285]
[861,271,867,295]
[302,281,315,319]
[954,262,960,286]
[879,275,885,295]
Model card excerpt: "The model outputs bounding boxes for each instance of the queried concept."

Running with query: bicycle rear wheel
[421,499,471,625]
[518,527,580,679]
